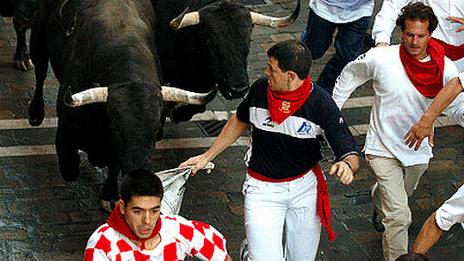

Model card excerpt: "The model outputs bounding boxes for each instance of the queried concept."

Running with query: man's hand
[448,16,464,32]
[329,161,354,185]
[179,154,209,175]
[404,116,434,151]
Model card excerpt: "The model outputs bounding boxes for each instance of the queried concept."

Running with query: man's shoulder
[308,84,335,106]
[86,223,120,249]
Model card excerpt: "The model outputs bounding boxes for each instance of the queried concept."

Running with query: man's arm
[371,0,410,46]
[332,51,374,109]
[412,212,443,254]
[179,114,249,174]
[448,16,464,32]
[405,77,464,150]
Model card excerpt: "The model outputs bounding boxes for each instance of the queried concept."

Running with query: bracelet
[342,161,353,171]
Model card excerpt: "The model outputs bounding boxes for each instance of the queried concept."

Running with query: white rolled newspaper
[155,162,214,215]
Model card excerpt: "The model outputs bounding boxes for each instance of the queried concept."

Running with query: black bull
[0,0,37,70]
[27,0,299,209]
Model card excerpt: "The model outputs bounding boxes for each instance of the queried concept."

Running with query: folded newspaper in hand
[155,162,214,215]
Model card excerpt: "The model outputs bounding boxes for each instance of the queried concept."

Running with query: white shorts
[436,184,464,231]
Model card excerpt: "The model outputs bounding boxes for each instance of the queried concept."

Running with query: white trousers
[242,172,321,261]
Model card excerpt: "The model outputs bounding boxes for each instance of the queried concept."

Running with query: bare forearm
[422,77,463,124]
[203,114,249,161]
[412,212,443,254]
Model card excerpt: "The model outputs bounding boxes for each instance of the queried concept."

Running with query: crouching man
[84,169,231,261]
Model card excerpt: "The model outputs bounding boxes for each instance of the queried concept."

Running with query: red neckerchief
[107,204,162,250]
[399,39,445,98]
[432,37,464,61]
[247,164,336,241]
[267,76,311,124]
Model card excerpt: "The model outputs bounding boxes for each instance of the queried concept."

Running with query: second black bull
[27,0,300,210]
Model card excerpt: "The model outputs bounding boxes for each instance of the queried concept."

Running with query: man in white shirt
[333,3,464,261]
[300,0,373,94]
[373,0,464,70]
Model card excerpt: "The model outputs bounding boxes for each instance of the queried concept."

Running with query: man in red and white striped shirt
[84,169,231,261]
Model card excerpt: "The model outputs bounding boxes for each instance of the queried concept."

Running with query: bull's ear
[169,7,200,30]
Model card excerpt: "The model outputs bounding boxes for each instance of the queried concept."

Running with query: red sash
[399,39,445,98]
[267,76,311,124]
[107,204,162,250]
[432,37,464,61]
[248,164,337,241]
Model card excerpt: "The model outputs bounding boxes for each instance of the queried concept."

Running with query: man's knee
[385,207,412,228]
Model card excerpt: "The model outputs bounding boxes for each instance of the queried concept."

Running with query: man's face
[401,19,431,60]
[120,196,161,239]
[265,57,290,92]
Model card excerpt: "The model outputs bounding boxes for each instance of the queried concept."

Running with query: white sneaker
[239,239,249,261]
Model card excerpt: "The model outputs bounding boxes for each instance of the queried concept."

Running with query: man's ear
[117,200,125,214]
[287,71,297,82]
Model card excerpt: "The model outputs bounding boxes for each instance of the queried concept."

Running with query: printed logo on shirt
[262,116,275,128]
[339,117,344,124]
[297,121,312,134]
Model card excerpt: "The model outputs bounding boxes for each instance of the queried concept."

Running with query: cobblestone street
[0,0,464,260]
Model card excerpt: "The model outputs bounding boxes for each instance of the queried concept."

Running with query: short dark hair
[119,169,164,204]
[267,40,312,80]
[395,253,429,261]
[396,2,438,34]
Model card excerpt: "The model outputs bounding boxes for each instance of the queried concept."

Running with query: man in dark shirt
[180,40,359,261]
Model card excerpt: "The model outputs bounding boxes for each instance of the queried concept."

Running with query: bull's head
[169,0,300,100]
[62,82,214,174]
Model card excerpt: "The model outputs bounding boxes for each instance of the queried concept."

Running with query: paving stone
[270,33,295,42]
[0,227,29,241]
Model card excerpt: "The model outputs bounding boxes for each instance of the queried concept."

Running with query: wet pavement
[1,1,464,260]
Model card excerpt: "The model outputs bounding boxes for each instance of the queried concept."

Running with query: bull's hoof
[100,199,115,213]
[14,59,34,71]
[28,101,44,126]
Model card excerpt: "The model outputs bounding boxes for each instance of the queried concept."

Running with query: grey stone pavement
[0,0,464,260]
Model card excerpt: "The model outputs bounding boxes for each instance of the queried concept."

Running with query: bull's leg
[55,125,80,182]
[28,21,48,126]
[13,19,33,71]
[100,164,120,213]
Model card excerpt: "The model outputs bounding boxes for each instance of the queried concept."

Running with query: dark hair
[396,2,438,34]
[395,253,429,261]
[267,40,312,80]
[119,169,164,203]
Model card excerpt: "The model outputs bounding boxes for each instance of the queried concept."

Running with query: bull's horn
[64,87,108,107]
[169,7,200,30]
[250,0,300,28]
[162,86,214,105]
[64,86,214,107]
